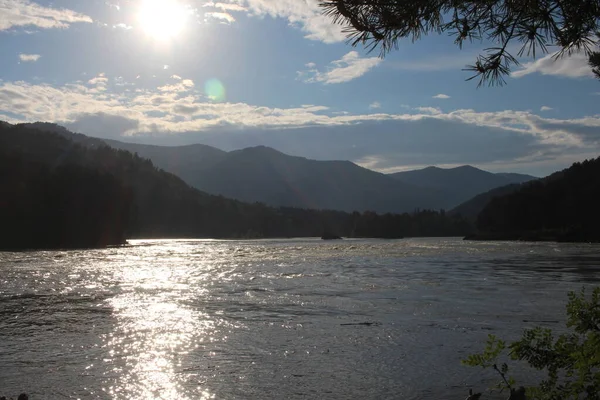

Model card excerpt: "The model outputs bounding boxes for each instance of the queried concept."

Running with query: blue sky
[1,0,599,176]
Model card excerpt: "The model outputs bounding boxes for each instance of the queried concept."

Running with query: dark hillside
[472,157,600,242]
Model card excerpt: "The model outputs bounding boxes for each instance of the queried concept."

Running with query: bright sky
[1,0,599,176]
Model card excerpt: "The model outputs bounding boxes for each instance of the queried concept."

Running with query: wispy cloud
[213,0,345,43]
[432,94,450,99]
[113,23,132,30]
[512,51,593,79]
[19,53,40,62]
[299,51,382,84]
[415,106,442,115]
[157,78,195,93]
[87,73,108,92]
[203,2,247,12]
[204,12,236,23]
[540,106,553,112]
[369,102,381,110]
[0,0,92,31]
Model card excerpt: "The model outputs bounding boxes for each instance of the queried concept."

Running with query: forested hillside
[450,183,524,220]
[473,157,600,242]
[0,153,131,250]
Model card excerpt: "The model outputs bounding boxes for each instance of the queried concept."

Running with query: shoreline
[464,232,599,243]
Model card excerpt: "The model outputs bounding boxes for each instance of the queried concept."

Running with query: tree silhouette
[320,0,600,86]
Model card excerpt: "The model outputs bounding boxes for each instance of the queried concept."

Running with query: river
[1,238,599,399]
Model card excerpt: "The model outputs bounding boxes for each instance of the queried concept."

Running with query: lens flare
[204,79,226,102]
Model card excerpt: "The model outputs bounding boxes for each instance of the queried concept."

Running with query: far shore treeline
[0,123,473,250]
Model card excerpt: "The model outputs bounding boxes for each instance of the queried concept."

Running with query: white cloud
[205,12,236,23]
[216,0,345,43]
[540,106,553,112]
[157,79,195,93]
[88,73,108,86]
[369,102,381,110]
[415,107,442,115]
[203,2,247,12]
[433,94,450,99]
[0,0,92,31]
[87,73,109,92]
[19,53,40,62]
[1,76,599,160]
[512,51,593,79]
[113,23,132,30]
[299,51,382,84]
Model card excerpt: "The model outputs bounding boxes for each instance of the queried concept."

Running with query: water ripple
[0,238,598,399]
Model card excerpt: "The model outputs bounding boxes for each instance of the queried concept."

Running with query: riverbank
[464,230,600,243]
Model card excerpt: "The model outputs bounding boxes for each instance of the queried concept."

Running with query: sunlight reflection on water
[101,245,217,399]
[1,238,599,399]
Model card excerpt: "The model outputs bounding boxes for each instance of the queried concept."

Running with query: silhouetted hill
[0,122,474,248]
[450,183,525,220]
[470,157,600,242]
[388,165,537,209]
[104,140,227,183]
[23,122,106,147]
[0,152,131,250]
[495,172,537,183]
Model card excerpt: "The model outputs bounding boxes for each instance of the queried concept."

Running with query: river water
[1,238,599,399]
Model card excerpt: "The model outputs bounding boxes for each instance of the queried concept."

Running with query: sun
[137,0,189,41]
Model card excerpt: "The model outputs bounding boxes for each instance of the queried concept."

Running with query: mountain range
[20,122,538,214]
[105,141,537,213]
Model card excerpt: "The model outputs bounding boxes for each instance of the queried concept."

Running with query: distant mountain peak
[451,165,481,171]
[240,145,282,153]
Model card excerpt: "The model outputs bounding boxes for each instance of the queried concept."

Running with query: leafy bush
[463,287,600,399]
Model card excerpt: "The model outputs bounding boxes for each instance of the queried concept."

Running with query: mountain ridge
[15,121,537,214]
[388,164,537,209]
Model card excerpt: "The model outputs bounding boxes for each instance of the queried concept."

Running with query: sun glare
[137,0,189,41]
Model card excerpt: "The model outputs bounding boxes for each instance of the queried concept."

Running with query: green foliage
[320,0,600,86]
[464,287,600,399]
[463,335,517,394]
